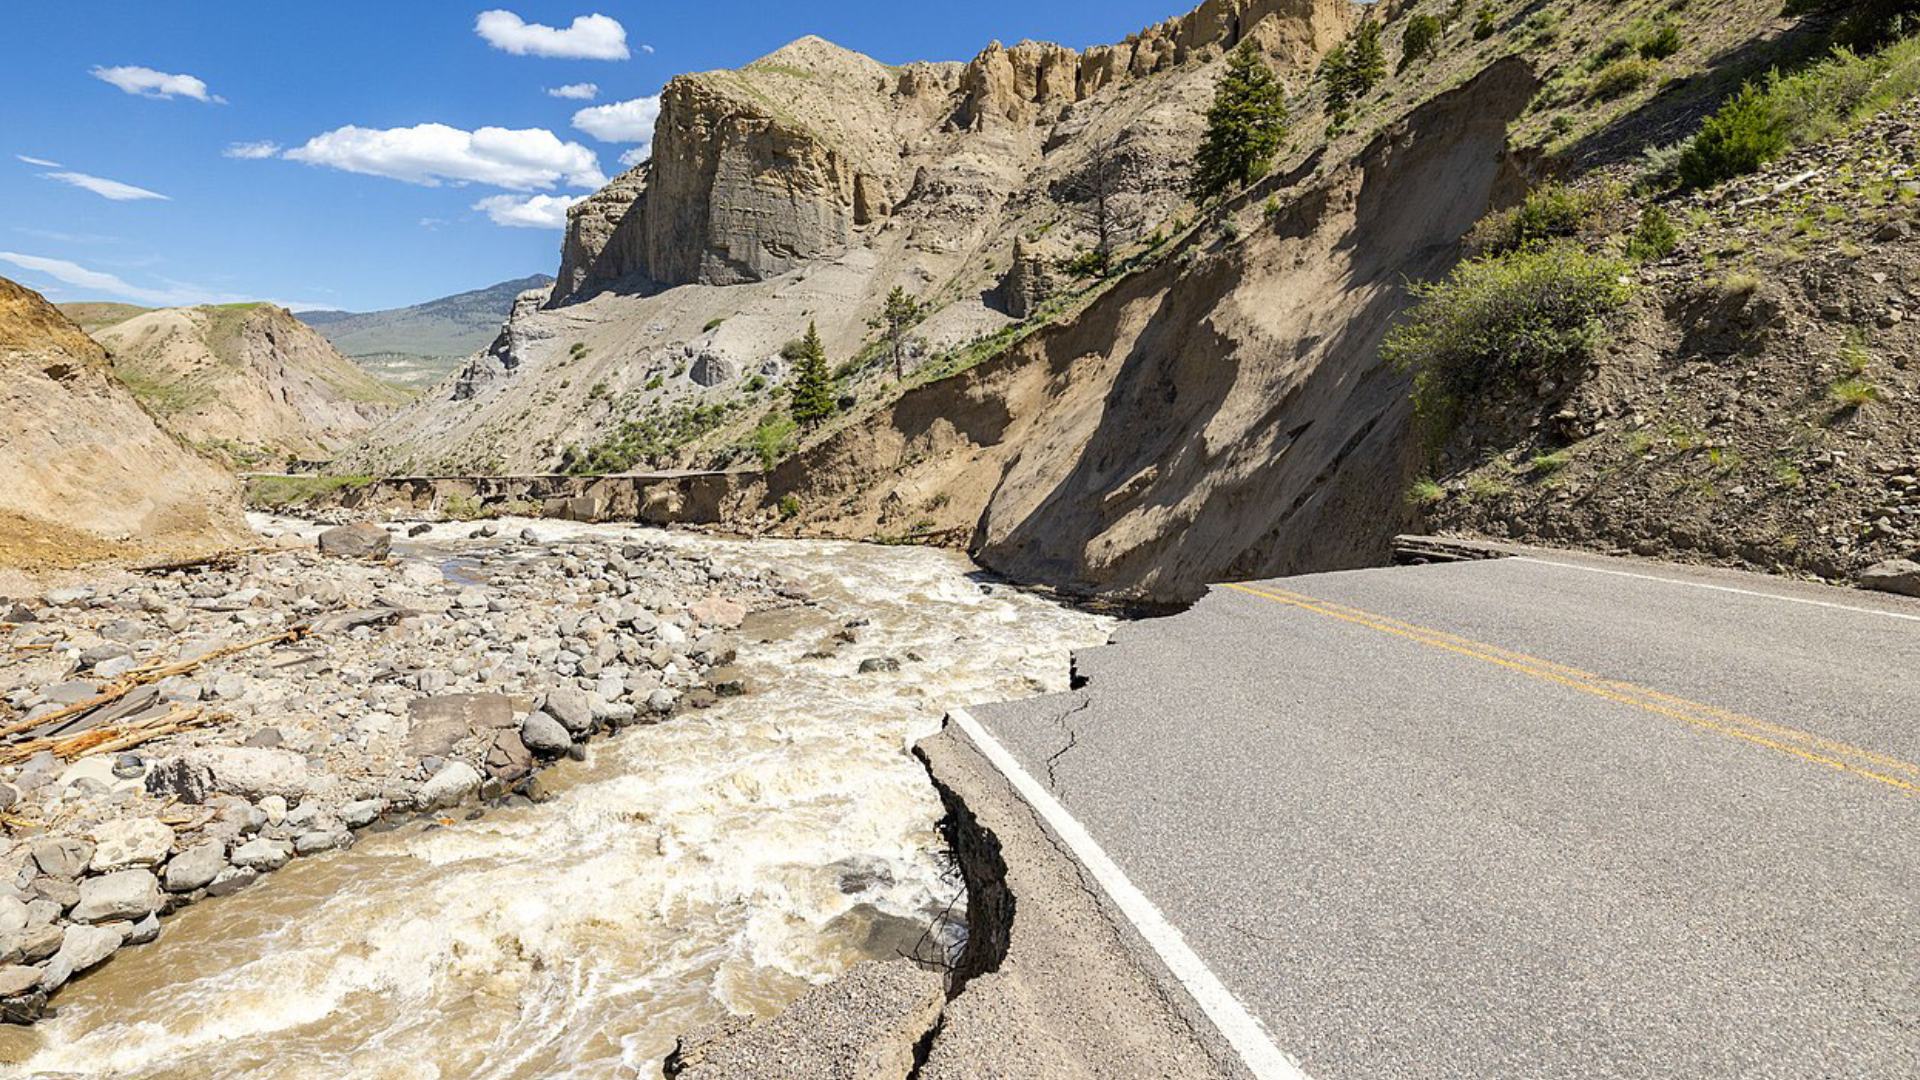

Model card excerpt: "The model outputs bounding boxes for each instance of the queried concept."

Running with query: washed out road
[963,552,1920,1080]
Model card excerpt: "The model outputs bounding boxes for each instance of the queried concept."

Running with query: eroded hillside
[333,0,1884,602]
[91,302,409,465]
[0,277,247,566]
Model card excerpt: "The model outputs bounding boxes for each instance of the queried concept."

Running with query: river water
[2,524,1113,1079]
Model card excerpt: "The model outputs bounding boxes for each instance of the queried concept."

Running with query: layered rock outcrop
[545,2,1357,304]
[0,276,246,565]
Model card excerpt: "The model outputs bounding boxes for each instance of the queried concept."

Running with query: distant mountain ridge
[296,274,553,387]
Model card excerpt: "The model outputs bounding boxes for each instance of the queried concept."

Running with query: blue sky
[2,2,1187,313]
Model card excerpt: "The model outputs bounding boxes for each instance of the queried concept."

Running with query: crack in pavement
[1043,694,1093,793]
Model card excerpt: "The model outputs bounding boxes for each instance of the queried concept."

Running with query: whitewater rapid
[3,524,1112,1079]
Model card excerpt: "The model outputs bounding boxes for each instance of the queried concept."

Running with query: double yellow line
[1220,582,1919,796]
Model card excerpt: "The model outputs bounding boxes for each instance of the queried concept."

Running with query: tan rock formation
[91,302,408,460]
[554,163,650,301]
[0,276,246,566]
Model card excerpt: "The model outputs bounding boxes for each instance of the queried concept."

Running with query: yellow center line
[1219,582,1918,796]
[1250,587,1920,780]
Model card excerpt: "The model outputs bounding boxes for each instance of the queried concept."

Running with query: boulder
[229,838,294,872]
[123,912,160,946]
[0,965,40,997]
[70,869,162,923]
[339,799,386,829]
[31,837,93,880]
[318,523,392,560]
[542,687,595,735]
[39,923,125,990]
[417,762,483,811]
[163,841,228,893]
[89,818,176,872]
[0,925,63,966]
[1859,558,1920,598]
[145,748,309,803]
[206,867,258,897]
[520,711,573,756]
[0,897,25,936]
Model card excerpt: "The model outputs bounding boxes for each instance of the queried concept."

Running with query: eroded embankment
[738,58,1541,607]
[665,713,1249,1080]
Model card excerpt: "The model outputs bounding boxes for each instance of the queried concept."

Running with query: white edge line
[946,706,1312,1080]
[1510,557,1920,624]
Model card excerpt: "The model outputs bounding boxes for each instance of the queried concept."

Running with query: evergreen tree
[868,287,924,380]
[1190,43,1290,203]
[789,321,835,428]
[1324,20,1388,116]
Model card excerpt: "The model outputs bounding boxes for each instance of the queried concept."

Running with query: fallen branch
[0,624,310,742]
[0,706,220,768]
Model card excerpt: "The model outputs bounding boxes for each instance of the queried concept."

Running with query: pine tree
[789,321,835,428]
[1324,21,1387,117]
[1351,21,1388,92]
[1189,43,1290,203]
[868,287,924,380]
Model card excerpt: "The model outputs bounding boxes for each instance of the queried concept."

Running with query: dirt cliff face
[749,59,1537,603]
[0,276,247,567]
[92,302,409,462]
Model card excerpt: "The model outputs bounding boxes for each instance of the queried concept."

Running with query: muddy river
[2,524,1112,1079]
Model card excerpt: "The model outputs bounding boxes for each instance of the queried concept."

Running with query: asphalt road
[965,552,1920,1080]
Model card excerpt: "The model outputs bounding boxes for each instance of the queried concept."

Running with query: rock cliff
[545,4,1356,303]
[0,276,246,566]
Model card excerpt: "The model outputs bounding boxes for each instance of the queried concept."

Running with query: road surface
[959,550,1920,1079]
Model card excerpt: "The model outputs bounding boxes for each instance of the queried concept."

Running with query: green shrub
[780,338,810,361]
[1677,83,1787,190]
[703,317,726,333]
[777,494,801,520]
[1591,57,1656,100]
[1401,14,1444,71]
[1639,23,1683,60]
[1830,376,1882,406]
[1470,181,1614,255]
[1625,206,1679,261]
[1472,4,1498,40]
[1384,243,1635,432]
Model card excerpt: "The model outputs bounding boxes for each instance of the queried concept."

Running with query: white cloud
[473,193,583,228]
[641,44,655,54]
[571,96,659,148]
[546,82,599,100]
[90,65,224,103]
[617,147,648,168]
[41,171,168,201]
[420,217,448,230]
[475,11,629,60]
[16,155,61,167]
[0,252,219,306]
[223,140,281,159]
[284,123,606,190]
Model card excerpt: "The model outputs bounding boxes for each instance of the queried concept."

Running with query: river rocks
[146,748,309,803]
[163,842,228,893]
[318,523,392,560]
[89,820,176,872]
[40,923,125,990]
[123,912,160,946]
[339,799,385,828]
[0,966,40,998]
[230,838,294,872]
[0,519,788,1024]
[1859,558,1920,597]
[31,838,91,881]
[417,762,483,811]
[0,926,63,966]
[858,657,902,674]
[0,899,24,937]
[69,870,162,924]
[542,686,594,735]
[520,711,573,755]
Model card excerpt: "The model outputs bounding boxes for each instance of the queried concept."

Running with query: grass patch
[1530,450,1573,474]
[1407,478,1448,506]
[245,474,378,509]
[1830,376,1883,406]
